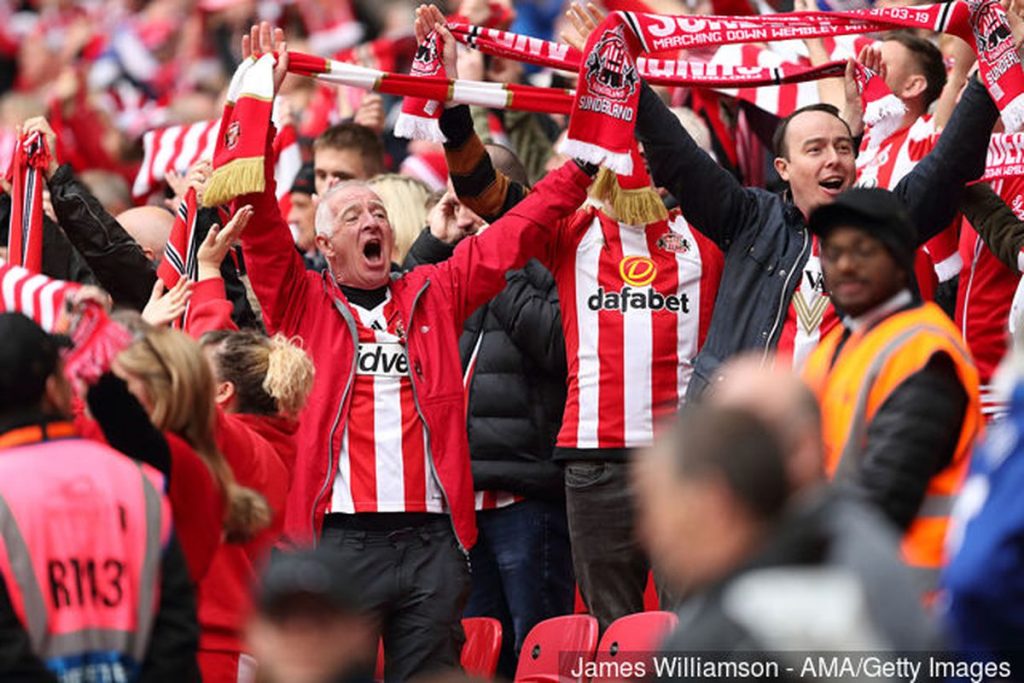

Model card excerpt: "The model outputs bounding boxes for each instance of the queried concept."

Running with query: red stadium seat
[514,614,599,683]
[461,617,503,678]
[590,611,679,682]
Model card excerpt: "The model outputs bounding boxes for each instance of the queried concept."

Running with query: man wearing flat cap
[802,188,981,595]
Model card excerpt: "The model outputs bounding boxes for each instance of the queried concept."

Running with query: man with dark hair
[882,32,947,110]
[708,355,938,649]
[248,549,377,683]
[802,187,980,592]
[633,405,790,621]
[771,103,851,159]
[639,402,932,660]
[313,122,387,192]
[636,53,997,392]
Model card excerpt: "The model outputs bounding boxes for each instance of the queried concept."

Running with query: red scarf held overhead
[449,21,846,89]
[395,30,449,142]
[5,131,50,273]
[394,2,516,143]
[203,54,276,208]
[562,1,1024,173]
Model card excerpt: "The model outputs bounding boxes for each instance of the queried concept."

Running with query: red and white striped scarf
[562,1,1024,174]
[157,187,200,292]
[5,132,50,274]
[133,118,301,201]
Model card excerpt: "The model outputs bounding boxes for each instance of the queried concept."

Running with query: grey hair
[314,180,384,238]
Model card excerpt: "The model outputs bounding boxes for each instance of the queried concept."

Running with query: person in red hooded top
[182,204,317,683]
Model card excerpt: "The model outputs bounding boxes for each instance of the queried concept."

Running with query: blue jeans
[464,498,575,679]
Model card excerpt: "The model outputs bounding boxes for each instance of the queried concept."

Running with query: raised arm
[435,160,592,327]
[441,105,529,222]
[234,24,311,336]
[894,77,999,244]
[961,183,1024,272]
[635,81,758,249]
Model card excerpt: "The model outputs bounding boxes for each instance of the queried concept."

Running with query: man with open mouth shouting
[233,22,597,683]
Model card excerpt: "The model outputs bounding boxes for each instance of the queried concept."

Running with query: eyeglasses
[820,240,885,265]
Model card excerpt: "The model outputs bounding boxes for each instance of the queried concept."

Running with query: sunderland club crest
[657,232,690,254]
[968,0,1013,68]
[584,26,639,102]
[412,34,442,76]
[224,121,241,150]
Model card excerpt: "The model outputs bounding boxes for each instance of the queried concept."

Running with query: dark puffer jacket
[405,229,567,501]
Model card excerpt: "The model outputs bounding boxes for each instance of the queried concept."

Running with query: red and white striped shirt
[776,237,840,369]
[330,292,446,514]
[856,115,962,282]
[0,261,78,331]
[957,176,1024,419]
[552,207,722,450]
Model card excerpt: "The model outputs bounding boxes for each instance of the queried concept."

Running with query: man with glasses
[802,188,981,593]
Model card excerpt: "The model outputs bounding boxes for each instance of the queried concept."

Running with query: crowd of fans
[3,0,1024,680]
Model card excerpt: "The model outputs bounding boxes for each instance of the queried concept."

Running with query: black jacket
[659,492,938,665]
[47,163,157,310]
[0,192,96,285]
[636,78,999,399]
[405,229,567,501]
[46,165,262,328]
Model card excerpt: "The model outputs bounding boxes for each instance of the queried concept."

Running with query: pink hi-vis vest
[0,432,171,680]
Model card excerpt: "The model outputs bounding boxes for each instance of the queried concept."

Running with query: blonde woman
[367,173,432,265]
[114,326,272,582]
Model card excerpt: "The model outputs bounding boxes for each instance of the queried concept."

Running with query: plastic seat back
[514,614,599,683]
[461,617,503,678]
[591,611,679,683]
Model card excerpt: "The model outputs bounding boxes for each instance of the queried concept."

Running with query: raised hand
[561,2,605,52]
[354,94,386,135]
[197,205,254,281]
[20,116,60,178]
[415,4,458,78]
[142,278,193,327]
[242,21,289,96]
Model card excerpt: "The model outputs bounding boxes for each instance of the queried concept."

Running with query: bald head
[116,207,175,263]
[708,355,825,492]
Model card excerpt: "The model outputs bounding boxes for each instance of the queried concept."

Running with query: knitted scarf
[562,1,1024,173]
[5,131,50,273]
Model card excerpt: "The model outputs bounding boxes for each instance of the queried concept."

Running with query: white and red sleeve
[0,260,79,331]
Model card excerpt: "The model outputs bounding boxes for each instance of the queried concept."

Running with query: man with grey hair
[235,22,596,681]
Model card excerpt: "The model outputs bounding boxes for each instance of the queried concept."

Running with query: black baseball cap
[290,162,315,196]
[808,188,916,272]
[257,548,368,620]
[0,313,72,413]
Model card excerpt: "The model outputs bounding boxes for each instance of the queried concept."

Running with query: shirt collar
[843,289,913,333]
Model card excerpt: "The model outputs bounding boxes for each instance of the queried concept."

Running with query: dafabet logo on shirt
[619,256,657,287]
[587,256,689,314]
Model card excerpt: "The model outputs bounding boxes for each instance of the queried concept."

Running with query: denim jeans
[464,498,575,679]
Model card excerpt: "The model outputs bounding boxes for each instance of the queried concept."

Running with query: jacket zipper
[961,237,982,341]
[762,227,808,363]
[406,280,468,556]
[311,282,360,545]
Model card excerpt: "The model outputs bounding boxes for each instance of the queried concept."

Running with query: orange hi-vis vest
[802,302,981,588]
[0,423,172,681]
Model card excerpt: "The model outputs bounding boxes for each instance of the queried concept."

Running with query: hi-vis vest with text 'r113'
[0,434,171,681]
[802,302,981,588]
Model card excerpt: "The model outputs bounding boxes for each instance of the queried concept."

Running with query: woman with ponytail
[113,326,274,577]
[179,204,316,683]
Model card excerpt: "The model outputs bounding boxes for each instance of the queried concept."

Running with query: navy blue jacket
[636,78,999,399]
